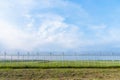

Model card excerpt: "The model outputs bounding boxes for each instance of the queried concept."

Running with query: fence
[0,51,120,68]
[0,51,120,61]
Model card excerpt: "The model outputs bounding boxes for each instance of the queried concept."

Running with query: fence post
[17,52,19,61]
[11,54,12,62]
[62,52,64,66]
[4,51,6,62]
[49,52,52,67]
[50,52,52,61]
[75,52,77,66]
[4,51,7,65]
[27,52,30,61]
[36,52,39,61]
[23,53,24,62]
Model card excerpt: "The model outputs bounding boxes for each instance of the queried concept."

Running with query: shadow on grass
[1,66,120,69]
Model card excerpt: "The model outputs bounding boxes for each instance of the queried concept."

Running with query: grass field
[0,68,120,80]
[0,61,120,80]
[0,60,120,68]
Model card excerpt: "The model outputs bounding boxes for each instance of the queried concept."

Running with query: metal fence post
[49,52,52,67]
[11,54,12,63]
[4,51,7,65]
[62,52,64,66]
[17,52,20,61]
[36,52,39,61]
[4,51,6,62]
[27,52,30,61]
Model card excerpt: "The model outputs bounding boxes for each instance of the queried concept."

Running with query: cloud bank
[0,0,119,51]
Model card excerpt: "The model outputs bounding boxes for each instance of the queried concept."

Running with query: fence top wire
[0,51,119,56]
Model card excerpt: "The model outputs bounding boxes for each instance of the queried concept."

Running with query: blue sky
[0,0,120,52]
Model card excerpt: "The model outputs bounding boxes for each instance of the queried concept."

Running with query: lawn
[0,60,120,68]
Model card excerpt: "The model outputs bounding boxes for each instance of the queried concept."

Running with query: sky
[0,0,120,52]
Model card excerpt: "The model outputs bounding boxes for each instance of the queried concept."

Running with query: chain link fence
[0,51,120,61]
[0,51,120,68]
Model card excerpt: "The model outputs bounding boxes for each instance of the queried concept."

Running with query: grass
[0,68,120,80]
[0,61,120,80]
[0,60,120,68]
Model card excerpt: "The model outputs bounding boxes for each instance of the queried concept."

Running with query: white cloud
[0,0,119,51]
[0,0,86,51]
[0,20,28,49]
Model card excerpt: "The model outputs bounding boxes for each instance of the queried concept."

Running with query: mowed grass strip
[0,61,120,68]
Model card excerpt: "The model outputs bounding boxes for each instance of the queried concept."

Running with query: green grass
[0,61,120,80]
[0,60,120,68]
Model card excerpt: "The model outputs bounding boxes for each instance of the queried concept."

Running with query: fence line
[0,51,120,61]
